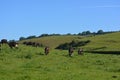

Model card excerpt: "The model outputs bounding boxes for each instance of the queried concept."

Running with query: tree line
[19,30,117,41]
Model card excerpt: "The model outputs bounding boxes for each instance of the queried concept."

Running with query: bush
[56,40,90,50]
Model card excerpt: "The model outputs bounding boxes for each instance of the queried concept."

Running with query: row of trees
[19,30,115,41]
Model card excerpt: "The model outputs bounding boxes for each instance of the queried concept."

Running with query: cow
[44,46,49,55]
[8,41,18,49]
[78,48,83,55]
[23,41,40,47]
[1,39,8,44]
[68,46,74,56]
[35,43,41,47]
[23,41,27,45]
[32,42,40,47]
[26,42,33,46]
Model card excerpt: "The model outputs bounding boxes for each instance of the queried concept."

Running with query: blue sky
[0,0,120,40]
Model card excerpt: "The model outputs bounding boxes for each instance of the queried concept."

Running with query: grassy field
[81,32,120,51]
[19,35,83,49]
[20,32,120,51]
[0,32,120,80]
[0,44,120,80]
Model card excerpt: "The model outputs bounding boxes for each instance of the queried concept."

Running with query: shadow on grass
[86,51,120,55]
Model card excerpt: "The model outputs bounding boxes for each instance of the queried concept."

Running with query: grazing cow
[78,48,83,55]
[8,41,18,49]
[35,43,40,47]
[44,46,49,55]
[1,39,8,44]
[33,43,40,47]
[23,41,41,47]
[27,42,33,46]
[32,42,40,47]
[23,41,27,45]
[68,46,74,56]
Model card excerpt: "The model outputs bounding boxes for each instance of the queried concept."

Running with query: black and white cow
[8,41,18,49]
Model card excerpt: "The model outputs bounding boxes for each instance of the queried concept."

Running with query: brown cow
[44,46,49,55]
[78,48,83,55]
[23,41,41,47]
[68,46,74,56]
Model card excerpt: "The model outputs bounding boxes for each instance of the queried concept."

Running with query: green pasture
[80,32,120,51]
[19,32,120,51]
[0,32,120,80]
[0,44,120,80]
[19,35,83,49]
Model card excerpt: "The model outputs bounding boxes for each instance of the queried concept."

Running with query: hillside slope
[19,36,83,49]
[19,32,120,51]
[81,32,120,51]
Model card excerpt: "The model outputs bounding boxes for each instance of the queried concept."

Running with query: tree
[66,33,71,35]
[27,35,36,39]
[82,31,86,35]
[78,32,82,35]
[86,31,91,35]
[39,34,49,37]
[19,37,26,41]
[97,30,104,34]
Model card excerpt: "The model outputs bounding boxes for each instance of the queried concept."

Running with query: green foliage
[81,30,91,35]
[27,35,37,39]
[97,29,104,34]
[19,37,26,41]
[55,40,90,50]
[18,30,117,41]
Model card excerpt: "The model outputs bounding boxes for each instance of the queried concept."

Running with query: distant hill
[81,32,120,51]
[19,36,84,49]
[19,32,120,51]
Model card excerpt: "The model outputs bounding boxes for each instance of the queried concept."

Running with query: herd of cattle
[23,41,42,47]
[68,46,83,56]
[0,39,18,49]
[0,39,83,56]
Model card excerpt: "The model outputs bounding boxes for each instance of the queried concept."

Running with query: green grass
[81,32,120,51]
[20,32,120,51]
[0,44,120,80]
[19,35,83,49]
[0,32,120,80]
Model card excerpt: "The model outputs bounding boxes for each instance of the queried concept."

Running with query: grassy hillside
[1,32,120,80]
[0,45,120,80]
[19,32,120,51]
[80,32,120,51]
[19,36,83,49]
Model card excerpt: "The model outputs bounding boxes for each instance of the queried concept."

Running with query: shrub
[55,40,90,50]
